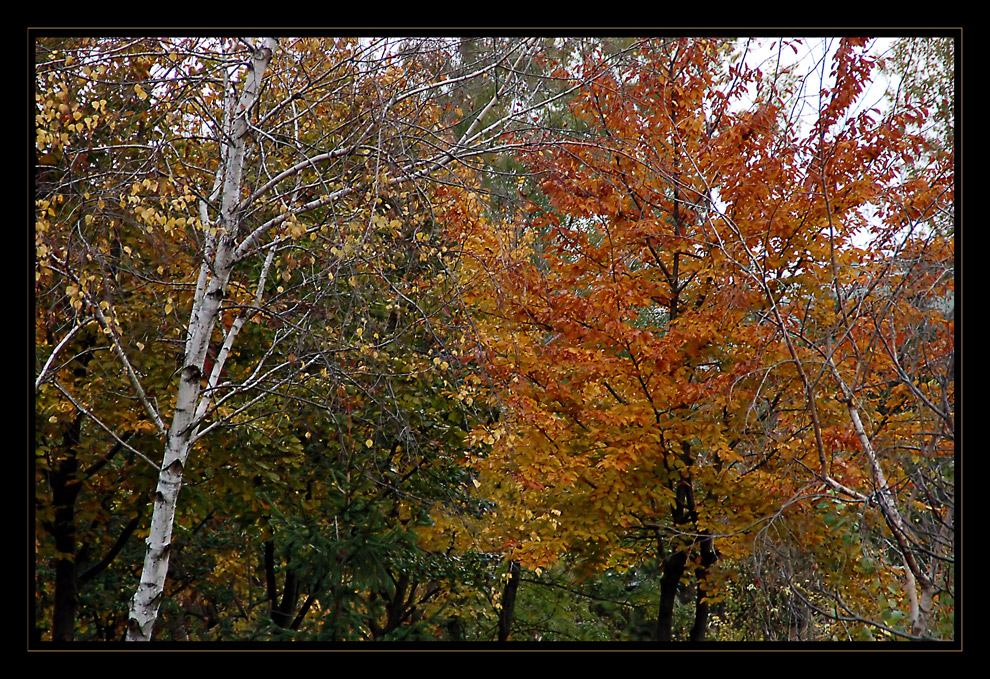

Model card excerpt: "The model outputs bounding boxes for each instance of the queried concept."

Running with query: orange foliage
[455,37,954,639]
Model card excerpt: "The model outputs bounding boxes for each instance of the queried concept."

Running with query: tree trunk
[656,442,711,643]
[274,570,298,629]
[498,560,521,642]
[46,412,87,642]
[46,417,138,641]
[656,549,687,642]
[49,442,80,641]
[689,534,718,642]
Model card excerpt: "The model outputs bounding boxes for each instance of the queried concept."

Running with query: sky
[734,37,899,127]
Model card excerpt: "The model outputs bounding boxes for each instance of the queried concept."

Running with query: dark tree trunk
[48,415,84,642]
[656,439,714,643]
[274,570,298,628]
[369,571,413,640]
[45,420,138,642]
[655,549,687,642]
[384,572,411,635]
[264,540,300,629]
[497,560,521,642]
[689,533,718,641]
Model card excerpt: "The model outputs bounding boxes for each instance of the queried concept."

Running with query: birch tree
[122,37,278,642]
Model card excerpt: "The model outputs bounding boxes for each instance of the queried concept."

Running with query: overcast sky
[733,37,899,128]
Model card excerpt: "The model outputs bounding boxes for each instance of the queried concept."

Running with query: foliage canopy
[33,34,956,644]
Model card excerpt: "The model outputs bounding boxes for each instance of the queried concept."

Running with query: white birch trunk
[126,38,277,642]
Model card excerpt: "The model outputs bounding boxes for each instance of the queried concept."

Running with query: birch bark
[126,38,278,642]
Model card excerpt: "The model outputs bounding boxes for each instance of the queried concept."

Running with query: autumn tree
[459,36,955,642]
[459,37,775,641]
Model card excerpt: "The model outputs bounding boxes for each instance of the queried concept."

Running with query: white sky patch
[726,37,908,249]
[732,37,899,131]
